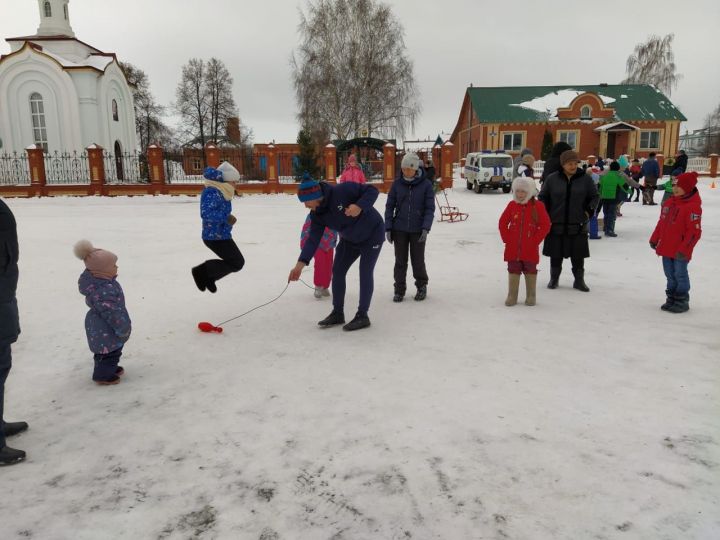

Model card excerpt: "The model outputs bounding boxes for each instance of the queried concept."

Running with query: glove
[419,230,429,243]
[675,252,686,261]
[649,241,657,250]
[227,214,237,225]
[386,231,393,244]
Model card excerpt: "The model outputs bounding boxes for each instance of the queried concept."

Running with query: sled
[436,189,468,223]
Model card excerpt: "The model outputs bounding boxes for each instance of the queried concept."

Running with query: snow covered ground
[2,176,719,540]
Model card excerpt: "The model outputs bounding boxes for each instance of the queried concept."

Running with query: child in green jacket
[598,162,630,237]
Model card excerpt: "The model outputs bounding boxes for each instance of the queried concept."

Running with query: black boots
[318,310,371,330]
[191,266,206,291]
[192,266,217,293]
[547,267,561,289]
[3,421,28,437]
[0,446,25,466]
[393,292,404,302]
[414,286,427,301]
[572,269,590,292]
[343,312,371,331]
[0,421,28,466]
[661,290,675,311]
[318,310,345,328]
[665,294,689,313]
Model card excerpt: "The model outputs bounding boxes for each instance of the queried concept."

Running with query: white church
[0,0,137,155]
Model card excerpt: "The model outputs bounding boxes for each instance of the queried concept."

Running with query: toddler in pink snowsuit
[300,215,338,298]
[338,154,367,184]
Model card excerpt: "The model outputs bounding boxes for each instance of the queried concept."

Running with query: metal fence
[44,151,90,184]
[0,152,30,186]
[103,151,149,184]
[164,152,203,184]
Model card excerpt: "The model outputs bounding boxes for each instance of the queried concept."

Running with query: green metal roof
[467,84,686,123]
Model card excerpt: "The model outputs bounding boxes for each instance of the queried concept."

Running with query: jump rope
[198,277,316,333]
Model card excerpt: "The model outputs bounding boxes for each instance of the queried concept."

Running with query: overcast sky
[2,0,718,144]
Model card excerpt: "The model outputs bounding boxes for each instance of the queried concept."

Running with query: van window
[481,157,513,168]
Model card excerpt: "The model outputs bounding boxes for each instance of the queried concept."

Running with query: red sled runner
[435,189,468,223]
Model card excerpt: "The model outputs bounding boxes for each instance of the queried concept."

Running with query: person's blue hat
[297,172,322,202]
[203,167,224,182]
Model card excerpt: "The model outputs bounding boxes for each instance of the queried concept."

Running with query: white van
[464,152,514,193]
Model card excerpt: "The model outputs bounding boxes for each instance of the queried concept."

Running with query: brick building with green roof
[449,84,686,161]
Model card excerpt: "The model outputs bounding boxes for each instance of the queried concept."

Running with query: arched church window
[44,1,52,17]
[64,4,68,19]
[112,100,119,121]
[29,92,49,152]
[580,105,592,119]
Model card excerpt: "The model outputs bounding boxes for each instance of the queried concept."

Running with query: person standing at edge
[539,150,599,292]
[0,198,27,466]
[385,152,435,302]
[288,175,385,331]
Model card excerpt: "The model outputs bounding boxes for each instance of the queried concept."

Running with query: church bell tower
[36,0,75,38]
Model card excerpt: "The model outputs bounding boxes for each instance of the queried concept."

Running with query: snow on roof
[403,140,436,152]
[40,49,113,71]
[594,121,640,132]
[510,89,616,118]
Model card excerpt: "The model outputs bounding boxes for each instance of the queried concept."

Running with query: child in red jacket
[649,172,702,313]
[499,177,551,306]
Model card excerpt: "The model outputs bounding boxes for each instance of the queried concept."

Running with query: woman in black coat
[538,150,599,292]
[539,141,572,184]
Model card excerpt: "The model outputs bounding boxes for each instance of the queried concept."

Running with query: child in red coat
[649,171,702,313]
[499,177,551,306]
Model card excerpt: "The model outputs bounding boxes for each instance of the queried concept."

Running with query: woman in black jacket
[384,152,436,302]
[540,141,572,184]
[538,150,599,292]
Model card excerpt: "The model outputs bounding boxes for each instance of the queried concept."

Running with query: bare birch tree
[622,34,682,96]
[175,58,210,148]
[119,61,172,150]
[175,58,245,149]
[291,0,421,141]
[702,102,720,155]
[206,58,238,144]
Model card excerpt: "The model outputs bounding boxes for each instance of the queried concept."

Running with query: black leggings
[550,256,584,271]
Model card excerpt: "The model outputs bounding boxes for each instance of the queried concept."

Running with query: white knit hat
[217,161,241,182]
[401,152,420,170]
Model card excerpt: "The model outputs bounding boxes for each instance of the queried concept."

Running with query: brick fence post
[383,143,395,192]
[460,157,466,179]
[26,145,46,197]
[147,144,165,194]
[266,144,278,194]
[709,154,718,178]
[205,143,220,168]
[324,143,337,182]
[432,144,441,172]
[87,144,105,195]
[656,154,665,176]
[441,141,455,189]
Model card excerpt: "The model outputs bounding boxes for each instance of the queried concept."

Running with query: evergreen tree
[541,130,553,160]
[294,128,321,179]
